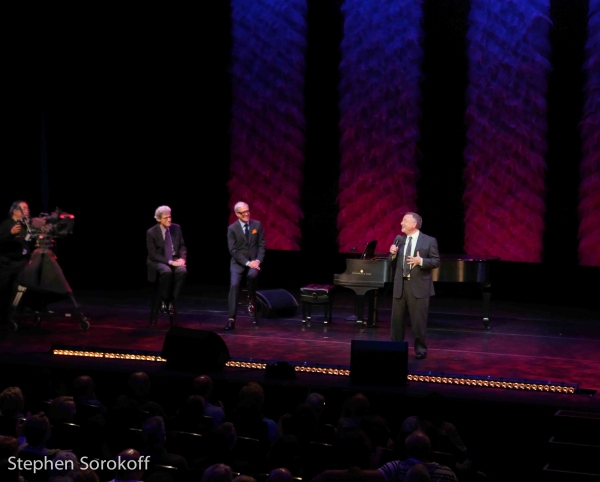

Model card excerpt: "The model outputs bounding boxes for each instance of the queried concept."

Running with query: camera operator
[0,201,33,326]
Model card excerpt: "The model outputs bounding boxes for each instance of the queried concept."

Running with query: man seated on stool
[146,205,187,328]
[225,201,266,331]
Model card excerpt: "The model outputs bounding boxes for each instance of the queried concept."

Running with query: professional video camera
[20,208,75,247]
[8,207,89,332]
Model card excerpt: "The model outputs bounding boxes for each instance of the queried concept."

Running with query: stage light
[405,374,576,394]
[51,345,577,394]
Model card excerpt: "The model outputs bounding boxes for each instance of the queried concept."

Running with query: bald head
[128,372,151,397]
[193,375,213,398]
[267,468,293,482]
[202,463,233,482]
[115,448,144,480]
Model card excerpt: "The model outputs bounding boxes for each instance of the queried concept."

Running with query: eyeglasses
[237,210,250,215]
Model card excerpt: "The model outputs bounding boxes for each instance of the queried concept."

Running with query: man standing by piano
[389,212,440,359]
[225,202,266,331]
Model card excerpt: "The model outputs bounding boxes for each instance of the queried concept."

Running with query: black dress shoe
[252,318,258,326]
[224,319,236,331]
[415,352,427,359]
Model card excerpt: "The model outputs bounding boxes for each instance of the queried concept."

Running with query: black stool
[149,279,176,328]
[300,284,335,324]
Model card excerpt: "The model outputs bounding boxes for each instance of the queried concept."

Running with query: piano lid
[433,255,499,283]
[440,254,501,262]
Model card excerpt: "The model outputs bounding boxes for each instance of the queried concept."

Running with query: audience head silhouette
[202,463,233,482]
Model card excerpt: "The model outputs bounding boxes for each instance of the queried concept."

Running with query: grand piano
[334,242,498,329]
[432,254,499,329]
[334,240,392,327]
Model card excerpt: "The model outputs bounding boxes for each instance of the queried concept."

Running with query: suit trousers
[228,267,259,318]
[390,278,430,355]
[153,263,187,310]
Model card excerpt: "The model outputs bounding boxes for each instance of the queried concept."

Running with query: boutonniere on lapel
[252,229,257,235]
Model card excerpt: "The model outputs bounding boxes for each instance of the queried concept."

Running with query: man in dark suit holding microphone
[146,205,187,328]
[389,212,440,359]
[225,202,266,331]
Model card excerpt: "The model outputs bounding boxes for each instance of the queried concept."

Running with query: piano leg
[367,291,376,327]
[482,282,491,329]
[302,300,311,324]
[356,294,366,326]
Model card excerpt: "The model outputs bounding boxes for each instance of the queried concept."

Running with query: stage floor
[1,285,599,397]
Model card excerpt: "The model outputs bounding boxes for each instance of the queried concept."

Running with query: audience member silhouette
[109,448,146,482]
[335,429,373,470]
[378,431,458,482]
[267,467,294,482]
[0,435,24,482]
[201,463,233,482]
[72,468,101,482]
[313,431,458,482]
[19,412,63,458]
[48,449,79,480]
[417,393,470,468]
[49,396,77,423]
[193,375,225,426]
[0,386,25,439]
[195,422,237,469]
[112,372,166,428]
[141,415,189,472]
[305,392,335,444]
[267,434,302,477]
[338,393,370,434]
[173,394,209,434]
[72,375,107,414]
[233,382,278,443]
[232,476,257,482]
[279,402,319,445]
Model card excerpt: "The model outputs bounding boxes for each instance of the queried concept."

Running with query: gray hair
[233,202,249,214]
[155,205,171,220]
[404,212,423,230]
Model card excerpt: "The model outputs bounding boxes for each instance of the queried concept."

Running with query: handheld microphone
[391,237,400,259]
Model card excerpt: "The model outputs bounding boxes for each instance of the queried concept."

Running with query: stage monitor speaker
[350,340,408,387]
[255,289,298,318]
[162,327,230,373]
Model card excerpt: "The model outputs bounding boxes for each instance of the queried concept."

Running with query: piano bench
[300,284,336,324]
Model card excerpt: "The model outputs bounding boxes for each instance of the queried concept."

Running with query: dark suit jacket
[228,220,266,273]
[390,232,440,299]
[146,223,187,282]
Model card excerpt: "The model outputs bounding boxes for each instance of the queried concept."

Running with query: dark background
[2,1,596,307]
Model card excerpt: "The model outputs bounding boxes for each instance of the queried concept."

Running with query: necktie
[403,236,412,277]
[165,228,174,262]
[244,223,250,242]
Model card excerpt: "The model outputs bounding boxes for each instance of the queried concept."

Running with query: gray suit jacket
[390,232,440,299]
[146,223,187,282]
[228,220,266,273]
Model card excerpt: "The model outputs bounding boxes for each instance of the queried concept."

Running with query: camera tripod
[7,245,90,332]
